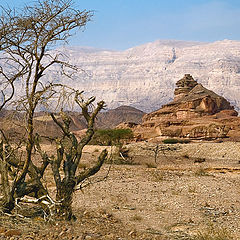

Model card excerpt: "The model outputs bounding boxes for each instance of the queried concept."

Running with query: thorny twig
[141,143,180,164]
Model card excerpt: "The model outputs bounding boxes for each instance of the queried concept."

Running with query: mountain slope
[8,39,240,112]
[96,105,145,128]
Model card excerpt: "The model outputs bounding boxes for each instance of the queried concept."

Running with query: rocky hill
[96,105,144,128]
[134,75,240,140]
[4,39,240,113]
[0,106,144,141]
[143,74,237,122]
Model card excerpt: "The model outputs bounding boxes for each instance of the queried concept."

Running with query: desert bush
[90,129,134,146]
[91,129,135,165]
[107,156,136,165]
[89,129,133,146]
[194,225,234,240]
[162,138,190,144]
[105,146,136,165]
[0,0,108,220]
[179,139,191,144]
[145,162,157,168]
[162,138,179,144]
[195,167,209,176]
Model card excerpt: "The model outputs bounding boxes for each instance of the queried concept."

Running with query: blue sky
[1,0,240,50]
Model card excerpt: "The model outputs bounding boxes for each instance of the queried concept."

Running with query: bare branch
[76,149,107,184]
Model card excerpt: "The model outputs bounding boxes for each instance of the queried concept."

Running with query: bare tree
[45,91,107,220]
[141,144,179,163]
[0,0,107,218]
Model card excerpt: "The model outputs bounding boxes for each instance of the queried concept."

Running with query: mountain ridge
[6,39,240,113]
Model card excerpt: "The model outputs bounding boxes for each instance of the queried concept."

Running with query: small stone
[59,231,66,237]
[85,236,92,240]
[0,227,6,234]
[128,230,137,237]
[105,233,115,239]
[4,229,22,237]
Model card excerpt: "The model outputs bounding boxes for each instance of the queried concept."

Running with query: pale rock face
[8,39,240,112]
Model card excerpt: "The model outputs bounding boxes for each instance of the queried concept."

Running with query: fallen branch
[15,194,63,220]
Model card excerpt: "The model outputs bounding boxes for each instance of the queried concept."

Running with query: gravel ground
[125,141,240,161]
[73,142,240,239]
[1,142,240,239]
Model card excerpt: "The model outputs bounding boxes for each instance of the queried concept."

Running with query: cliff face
[6,39,240,113]
[137,75,239,140]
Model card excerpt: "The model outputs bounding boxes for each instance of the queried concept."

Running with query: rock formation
[135,75,239,140]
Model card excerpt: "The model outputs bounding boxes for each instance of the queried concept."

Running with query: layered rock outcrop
[136,75,239,140]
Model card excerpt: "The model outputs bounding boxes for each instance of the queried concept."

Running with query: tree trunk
[0,146,15,212]
[56,179,76,220]
[1,194,15,213]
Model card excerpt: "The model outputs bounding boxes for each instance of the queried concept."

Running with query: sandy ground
[1,142,240,239]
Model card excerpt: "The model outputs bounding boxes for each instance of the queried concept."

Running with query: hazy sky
[1,0,240,50]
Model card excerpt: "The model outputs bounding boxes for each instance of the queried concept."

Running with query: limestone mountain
[4,39,240,112]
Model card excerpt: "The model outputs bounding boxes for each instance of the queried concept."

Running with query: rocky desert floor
[1,141,240,239]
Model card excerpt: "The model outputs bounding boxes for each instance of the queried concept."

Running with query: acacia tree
[0,0,107,219]
[0,8,32,211]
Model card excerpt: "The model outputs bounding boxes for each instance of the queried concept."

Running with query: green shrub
[162,138,190,144]
[178,139,191,144]
[195,167,209,176]
[162,138,179,144]
[90,128,134,146]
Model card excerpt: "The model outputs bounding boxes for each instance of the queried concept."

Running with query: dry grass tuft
[145,162,157,168]
[195,167,210,176]
[194,225,234,240]
[130,214,143,221]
